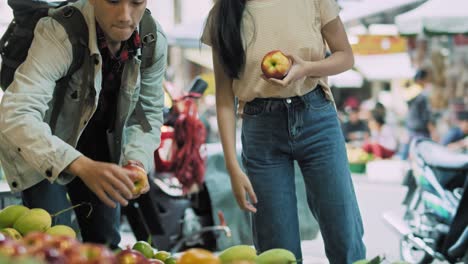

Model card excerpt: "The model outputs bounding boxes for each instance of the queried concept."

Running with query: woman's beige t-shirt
[201,0,340,108]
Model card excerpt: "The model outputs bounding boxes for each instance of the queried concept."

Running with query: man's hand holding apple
[123,160,150,199]
[67,156,136,208]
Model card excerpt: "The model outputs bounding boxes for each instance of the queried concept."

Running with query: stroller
[123,76,231,253]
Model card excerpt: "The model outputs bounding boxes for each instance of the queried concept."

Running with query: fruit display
[261,50,292,80]
[256,249,296,264]
[177,248,220,264]
[219,245,257,264]
[0,231,299,264]
[0,204,335,264]
[346,145,373,164]
[0,205,77,241]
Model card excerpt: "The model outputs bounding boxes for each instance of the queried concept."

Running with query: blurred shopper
[342,106,370,144]
[362,109,397,159]
[400,68,437,159]
[441,110,468,153]
[201,0,365,263]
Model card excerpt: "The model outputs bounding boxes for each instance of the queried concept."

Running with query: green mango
[353,260,369,264]
[133,240,155,259]
[46,225,76,238]
[0,228,22,240]
[257,248,296,264]
[13,208,51,235]
[219,245,257,263]
[0,205,29,228]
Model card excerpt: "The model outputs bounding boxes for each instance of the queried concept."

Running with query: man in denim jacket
[0,0,167,248]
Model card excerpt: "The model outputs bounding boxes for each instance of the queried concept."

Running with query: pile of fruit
[0,204,301,264]
[0,205,76,241]
[346,145,373,164]
[0,232,297,264]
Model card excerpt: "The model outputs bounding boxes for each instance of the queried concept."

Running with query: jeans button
[286,98,292,104]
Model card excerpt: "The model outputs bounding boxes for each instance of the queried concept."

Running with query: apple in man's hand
[123,163,149,196]
[261,50,292,80]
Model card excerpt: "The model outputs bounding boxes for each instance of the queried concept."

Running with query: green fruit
[153,250,171,261]
[132,241,154,259]
[0,228,22,240]
[353,260,369,264]
[257,248,296,264]
[219,245,257,263]
[46,225,76,238]
[14,256,45,264]
[13,208,52,235]
[0,205,29,228]
[367,256,383,264]
[164,257,177,264]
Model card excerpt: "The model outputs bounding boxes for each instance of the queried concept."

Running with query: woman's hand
[229,168,258,213]
[262,54,311,87]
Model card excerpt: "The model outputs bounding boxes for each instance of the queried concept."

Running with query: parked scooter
[123,76,231,253]
[383,138,468,263]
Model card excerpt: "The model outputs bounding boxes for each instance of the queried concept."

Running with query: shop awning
[340,0,425,25]
[395,0,468,36]
[354,53,415,81]
[184,48,213,70]
[329,70,364,88]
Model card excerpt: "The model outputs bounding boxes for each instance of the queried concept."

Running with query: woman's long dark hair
[209,0,247,79]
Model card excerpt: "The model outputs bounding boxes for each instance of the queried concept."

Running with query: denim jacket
[0,0,167,192]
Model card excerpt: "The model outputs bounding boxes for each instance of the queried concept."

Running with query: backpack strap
[49,6,89,133]
[134,9,158,133]
[139,9,157,70]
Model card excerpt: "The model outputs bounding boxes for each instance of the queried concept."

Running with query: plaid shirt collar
[96,22,141,62]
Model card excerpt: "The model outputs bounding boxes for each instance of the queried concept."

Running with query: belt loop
[265,100,272,112]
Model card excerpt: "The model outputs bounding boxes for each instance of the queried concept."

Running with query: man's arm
[0,17,82,182]
[121,28,168,172]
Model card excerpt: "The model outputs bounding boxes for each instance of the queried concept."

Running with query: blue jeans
[21,178,121,249]
[241,88,366,264]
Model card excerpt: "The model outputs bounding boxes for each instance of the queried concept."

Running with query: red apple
[67,243,116,264]
[46,235,79,255]
[31,247,67,264]
[21,232,52,252]
[0,239,27,257]
[261,50,292,80]
[123,164,149,196]
[116,248,149,264]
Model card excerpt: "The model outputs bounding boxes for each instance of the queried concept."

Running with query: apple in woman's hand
[123,164,149,196]
[261,50,292,80]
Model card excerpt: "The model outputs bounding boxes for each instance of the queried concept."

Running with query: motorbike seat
[416,140,468,170]
[448,226,468,258]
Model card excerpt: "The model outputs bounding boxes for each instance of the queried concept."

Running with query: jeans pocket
[305,88,331,110]
[243,101,266,117]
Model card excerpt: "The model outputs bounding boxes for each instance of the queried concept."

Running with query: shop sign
[454,34,468,46]
[352,35,408,55]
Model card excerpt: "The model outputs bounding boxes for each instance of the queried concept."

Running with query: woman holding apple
[202,0,366,263]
